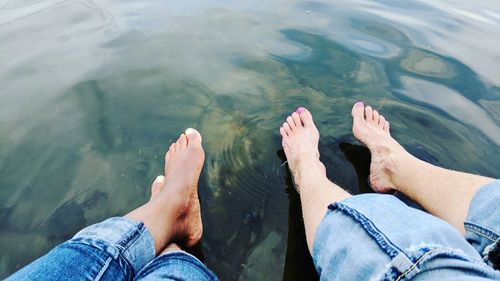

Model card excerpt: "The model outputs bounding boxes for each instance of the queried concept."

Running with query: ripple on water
[346,36,401,58]
[260,38,313,61]
[398,76,500,146]
[400,49,456,79]
[1,0,500,280]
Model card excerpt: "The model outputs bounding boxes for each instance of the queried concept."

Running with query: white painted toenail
[155,175,165,183]
[185,128,196,135]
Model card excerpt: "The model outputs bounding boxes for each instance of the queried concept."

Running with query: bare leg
[351,102,495,234]
[161,243,183,254]
[280,108,351,253]
[125,128,204,255]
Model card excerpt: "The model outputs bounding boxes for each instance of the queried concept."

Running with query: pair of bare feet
[280,102,403,195]
[125,102,494,257]
[279,103,407,250]
[280,102,494,252]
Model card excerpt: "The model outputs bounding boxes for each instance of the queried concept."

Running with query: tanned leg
[125,128,204,255]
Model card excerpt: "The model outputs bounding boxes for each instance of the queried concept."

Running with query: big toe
[296,107,314,127]
[351,102,365,121]
[185,128,202,147]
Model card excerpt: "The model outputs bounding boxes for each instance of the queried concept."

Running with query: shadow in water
[339,142,373,194]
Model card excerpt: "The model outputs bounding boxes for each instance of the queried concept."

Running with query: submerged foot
[127,128,204,254]
[280,107,326,193]
[157,128,204,247]
[351,102,411,193]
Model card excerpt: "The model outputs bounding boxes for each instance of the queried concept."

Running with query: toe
[168,143,175,154]
[283,122,292,135]
[372,109,380,123]
[178,133,188,149]
[384,121,390,132]
[352,102,366,137]
[291,112,302,127]
[175,135,183,150]
[378,116,385,129]
[365,106,373,122]
[286,116,296,129]
[297,107,314,127]
[185,128,202,147]
[280,126,287,137]
[150,175,165,198]
[351,102,365,122]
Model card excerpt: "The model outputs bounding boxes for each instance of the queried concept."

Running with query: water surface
[1,0,499,279]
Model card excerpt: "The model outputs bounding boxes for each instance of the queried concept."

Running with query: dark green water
[1,0,499,279]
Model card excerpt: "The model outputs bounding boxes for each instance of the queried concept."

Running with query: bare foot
[280,107,326,193]
[125,128,204,254]
[280,107,351,252]
[351,102,413,193]
[150,175,166,199]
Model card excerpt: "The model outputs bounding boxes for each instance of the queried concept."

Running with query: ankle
[293,159,326,190]
[386,152,422,192]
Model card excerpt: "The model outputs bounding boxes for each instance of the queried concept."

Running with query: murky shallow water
[1,0,499,279]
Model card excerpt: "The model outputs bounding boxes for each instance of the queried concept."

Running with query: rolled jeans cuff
[465,179,500,269]
[72,217,156,274]
[311,194,499,280]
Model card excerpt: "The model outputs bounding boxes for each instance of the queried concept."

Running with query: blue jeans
[6,217,218,281]
[7,181,500,280]
[313,180,500,280]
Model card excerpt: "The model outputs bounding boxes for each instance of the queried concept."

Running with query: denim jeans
[6,217,218,281]
[7,181,500,280]
[313,180,500,280]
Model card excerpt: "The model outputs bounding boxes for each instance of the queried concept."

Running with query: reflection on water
[1,0,499,279]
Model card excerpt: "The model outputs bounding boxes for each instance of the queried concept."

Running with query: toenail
[296,107,306,114]
[355,101,364,107]
[155,175,165,183]
[185,128,196,135]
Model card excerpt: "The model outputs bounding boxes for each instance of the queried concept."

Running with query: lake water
[1,0,499,279]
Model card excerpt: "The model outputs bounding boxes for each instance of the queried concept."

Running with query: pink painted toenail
[296,107,306,114]
[355,101,364,107]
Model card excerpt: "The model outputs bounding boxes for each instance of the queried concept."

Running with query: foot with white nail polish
[126,128,204,255]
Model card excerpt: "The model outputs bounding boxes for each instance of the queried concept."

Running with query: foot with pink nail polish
[126,128,204,255]
[279,107,326,193]
[351,102,413,193]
